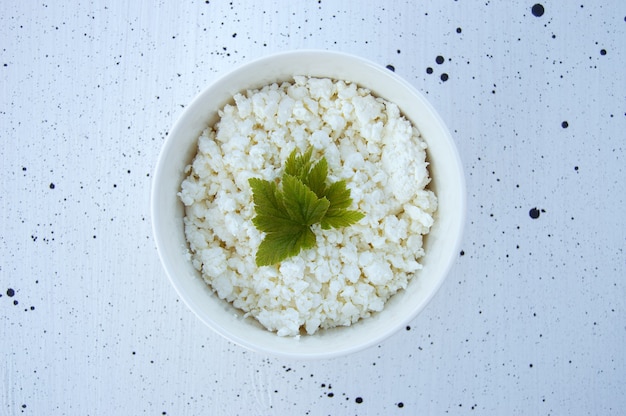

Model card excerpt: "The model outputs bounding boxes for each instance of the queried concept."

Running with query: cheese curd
[179,76,437,336]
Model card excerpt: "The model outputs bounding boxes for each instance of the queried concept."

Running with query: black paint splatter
[355,397,363,404]
[435,55,444,64]
[531,4,545,17]
[440,73,449,82]
[6,288,15,297]
[426,67,433,74]
[529,208,541,219]
[561,121,569,128]
[386,64,395,72]
[600,49,607,56]
[456,27,462,33]
[49,183,55,189]
[398,402,404,408]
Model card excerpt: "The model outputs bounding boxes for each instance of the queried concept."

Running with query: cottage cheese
[179,76,437,336]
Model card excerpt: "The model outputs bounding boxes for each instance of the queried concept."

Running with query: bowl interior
[151,50,466,359]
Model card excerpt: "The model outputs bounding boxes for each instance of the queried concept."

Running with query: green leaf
[305,157,328,198]
[252,215,302,234]
[284,147,313,182]
[255,227,316,266]
[282,174,330,226]
[320,210,365,230]
[248,147,365,266]
[324,180,353,211]
[248,177,287,220]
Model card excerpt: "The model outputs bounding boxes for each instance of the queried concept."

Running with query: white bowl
[151,50,465,360]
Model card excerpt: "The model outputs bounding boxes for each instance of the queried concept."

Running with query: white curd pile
[179,76,437,336]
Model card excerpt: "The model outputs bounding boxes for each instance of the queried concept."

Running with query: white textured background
[1,1,624,415]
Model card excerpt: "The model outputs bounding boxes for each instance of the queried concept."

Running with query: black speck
[529,363,534,368]
[22,405,27,409]
[531,3,545,17]
[574,166,579,171]
[561,121,569,128]
[7,288,15,297]
[49,183,55,189]
[600,49,607,56]
[397,49,401,54]
[529,207,541,219]
[456,27,462,33]
[328,392,334,398]
[386,64,395,72]
[355,397,363,404]
[440,73,449,82]
[405,325,411,331]
[426,67,433,74]
[435,55,444,64]
[460,250,465,256]
[398,402,404,408]
[22,167,27,171]
[13,300,19,306]
[232,33,237,38]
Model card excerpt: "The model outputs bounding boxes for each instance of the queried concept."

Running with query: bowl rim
[151,49,466,359]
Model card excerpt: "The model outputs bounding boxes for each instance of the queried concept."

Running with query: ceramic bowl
[151,50,465,359]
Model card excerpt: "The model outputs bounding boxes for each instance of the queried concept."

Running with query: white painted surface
[1,1,624,414]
